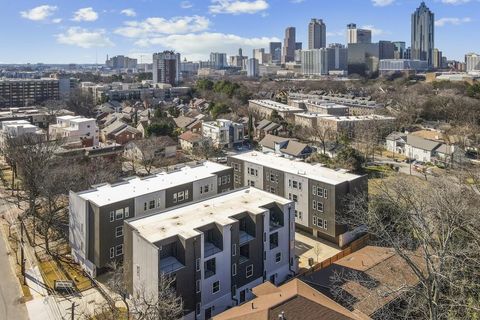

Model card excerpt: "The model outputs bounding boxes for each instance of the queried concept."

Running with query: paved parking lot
[295,231,341,269]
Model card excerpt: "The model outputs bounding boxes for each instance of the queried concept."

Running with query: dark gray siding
[235,212,264,288]
[124,222,134,293]
[227,157,244,189]
[165,182,193,208]
[95,198,135,269]
[215,168,234,193]
[263,166,285,196]
[308,179,337,241]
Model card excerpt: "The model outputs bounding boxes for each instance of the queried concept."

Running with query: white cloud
[52,18,62,24]
[120,9,137,17]
[180,1,194,8]
[115,16,210,38]
[290,0,305,3]
[435,17,472,26]
[371,0,395,6]
[20,5,57,21]
[209,0,269,15]
[361,25,386,36]
[441,0,470,4]
[56,27,114,48]
[326,30,344,37]
[72,7,99,22]
[133,32,280,61]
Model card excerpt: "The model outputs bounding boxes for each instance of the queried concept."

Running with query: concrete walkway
[295,231,341,269]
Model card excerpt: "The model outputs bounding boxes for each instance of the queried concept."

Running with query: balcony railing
[159,256,185,274]
[239,230,255,245]
[204,241,222,258]
[269,220,283,232]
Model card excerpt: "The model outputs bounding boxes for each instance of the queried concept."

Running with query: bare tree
[2,134,62,242]
[339,175,480,320]
[313,243,322,263]
[106,262,183,320]
[130,273,183,320]
[125,137,175,175]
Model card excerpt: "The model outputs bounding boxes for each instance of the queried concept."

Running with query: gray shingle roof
[406,135,441,151]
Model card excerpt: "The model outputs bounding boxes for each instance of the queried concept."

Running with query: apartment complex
[228,152,367,244]
[49,115,99,147]
[248,100,304,121]
[0,78,59,108]
[202,119,245,149]
[124,187,296,319]
[152,51,181,85]
[69,161,233,277]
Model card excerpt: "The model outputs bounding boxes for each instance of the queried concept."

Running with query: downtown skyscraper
[308,19,327,49]
[411,2,434,67]
[282,27,296,63]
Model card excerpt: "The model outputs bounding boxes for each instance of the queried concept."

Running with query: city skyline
[1,0,479,64]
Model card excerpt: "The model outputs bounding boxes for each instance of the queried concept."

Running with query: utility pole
[67,302,77,320]
[20,220,26,285]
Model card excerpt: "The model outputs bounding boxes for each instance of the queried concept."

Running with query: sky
[0,0,479,64]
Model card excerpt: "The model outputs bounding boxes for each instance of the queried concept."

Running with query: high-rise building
[433,49,443,69]
[295,42,303,50]
[465,53,480,72]
[253,48,269,65]
[347,43,380,75]
[327,44,348,71]
[411,2,434,67]
[246,58,259,77]
[379,41,395,60]
[0,78,59,108]
[210,52,228,69]
[152,51,181,86]
[282,27,296,63]
[308,19,327,49]
[347,23,372,44]
[301,49,329,76]
[105,55,137,70]
[269,42,282,63]
[392,41,406,59]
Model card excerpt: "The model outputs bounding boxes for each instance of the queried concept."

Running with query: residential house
[255,119,281,140]
[259,134,314,159]
[213,279,359,320]
[385,132,407,155]
[0,120,44,147]
[174,115,202,133]
[228,152,367,245]
[124,136,177,163]
[179,131,210,152]
[101,120,142,145]
[301,246,423,319]
[69,161,234,277]
[124,187,296,320]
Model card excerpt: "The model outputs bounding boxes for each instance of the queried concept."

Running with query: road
[0,223,29,320]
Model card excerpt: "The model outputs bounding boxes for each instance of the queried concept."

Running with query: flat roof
[230,151,363,185]
[319,115,395,122]
[249,100,304,112]
[128,187,291,243]
[304,101,350,109]
[76,161,230,207]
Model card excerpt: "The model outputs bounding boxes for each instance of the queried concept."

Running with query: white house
[49,115,99,146]
[202,119,244,149]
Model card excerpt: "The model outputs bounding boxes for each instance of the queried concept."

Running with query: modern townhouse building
[228,152,367,245]
[49,115,99,147]
[202,119,244,149]
[124,187,296,320]
[69,161,233,277]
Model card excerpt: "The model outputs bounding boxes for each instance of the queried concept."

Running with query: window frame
[115,226,123,238]
[115,244,123,256]
[246,264,253,278]
[212,281,220,294]
[275,252,282,263]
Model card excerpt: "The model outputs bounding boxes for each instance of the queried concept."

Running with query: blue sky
[0,0,479,64]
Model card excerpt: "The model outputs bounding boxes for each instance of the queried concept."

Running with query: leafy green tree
[146,120,175,137]
[209,103,231,119]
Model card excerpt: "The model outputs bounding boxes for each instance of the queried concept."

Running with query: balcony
[159,256,185,274]
[204,241,222,258]
[239,230,255,245]
[269,220,282,232]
